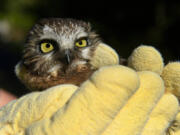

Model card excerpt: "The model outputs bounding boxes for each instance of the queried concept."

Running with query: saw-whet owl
[15,18,101,91]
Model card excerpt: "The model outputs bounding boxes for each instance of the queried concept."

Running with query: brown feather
[17,63,95,91]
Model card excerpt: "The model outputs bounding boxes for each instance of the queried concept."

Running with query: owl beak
[60,49,74,65]
[65,49,71,64]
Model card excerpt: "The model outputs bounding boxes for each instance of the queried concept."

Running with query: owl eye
[40,42,54,53]
[75,38,88,47]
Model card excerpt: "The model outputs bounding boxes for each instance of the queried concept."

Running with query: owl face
[22,18,100,77]
[16,18,101,90]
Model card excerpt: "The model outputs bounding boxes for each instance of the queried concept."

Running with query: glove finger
[26,65,140,135]
[141,93,179,135]
[128,45,164,74]
[167,110,180,135]
[0,84,78,135]
[161,62,180,98]
[90,43,119,69]
[101,71,164,135]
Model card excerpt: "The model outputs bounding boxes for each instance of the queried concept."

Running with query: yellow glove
[128,45,180,134]
[0,44,179,135]
[0,65,141,134]
[1,66,169,135]
[161,62,180,135]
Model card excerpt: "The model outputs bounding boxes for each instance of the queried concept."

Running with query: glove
[128,45,180,134]
[0,44,179,135]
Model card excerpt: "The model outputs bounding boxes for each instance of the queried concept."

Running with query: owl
[15,18,101,91]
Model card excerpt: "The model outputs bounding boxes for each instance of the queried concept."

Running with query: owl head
[15,18,101,90]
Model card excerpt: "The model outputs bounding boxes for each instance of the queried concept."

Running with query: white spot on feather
[43,53,53,60]
[47,64,61,77]
[15,61,21,76]
[43,25,54,33]
[42,25,59,40]
[47,64,61,73]
[71,60,87,70]
[81,47,91,59]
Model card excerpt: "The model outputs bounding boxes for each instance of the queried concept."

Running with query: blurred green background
[0,0,179,96]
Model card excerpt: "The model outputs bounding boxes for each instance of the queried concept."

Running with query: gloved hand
[0,44,179,135]
[128,45,180,134]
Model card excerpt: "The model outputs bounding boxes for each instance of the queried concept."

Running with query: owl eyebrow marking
[76,31,88,39]
[39,39,58,45]
[75,36,88,42]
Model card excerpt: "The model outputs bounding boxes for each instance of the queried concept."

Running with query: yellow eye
[75,39,88,47]
[40,42,54,53]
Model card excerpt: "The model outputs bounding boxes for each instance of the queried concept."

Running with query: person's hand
[0,89,16,108]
